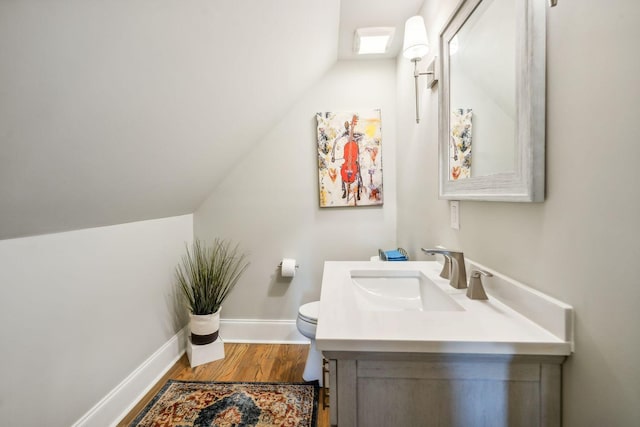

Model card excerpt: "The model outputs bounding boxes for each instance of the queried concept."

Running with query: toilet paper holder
[278,261,299,268]
[278,259,299,278]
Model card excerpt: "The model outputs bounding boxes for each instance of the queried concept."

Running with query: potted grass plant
[176,239,249,345]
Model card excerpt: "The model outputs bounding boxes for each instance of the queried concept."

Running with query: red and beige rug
[129,380,319,427]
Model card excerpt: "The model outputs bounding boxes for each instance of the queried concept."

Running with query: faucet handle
[471,269,492,278]
[467,269,492,300]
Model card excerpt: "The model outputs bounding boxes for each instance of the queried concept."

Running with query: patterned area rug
[130,380,319,427]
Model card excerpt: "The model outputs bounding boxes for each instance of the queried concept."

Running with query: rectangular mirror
[438,0,546,202]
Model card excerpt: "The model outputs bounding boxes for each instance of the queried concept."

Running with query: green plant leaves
[176,239,249,315]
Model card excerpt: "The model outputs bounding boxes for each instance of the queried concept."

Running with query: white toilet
[296,301,324,386]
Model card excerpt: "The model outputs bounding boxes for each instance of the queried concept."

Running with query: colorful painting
[316,110,383,207]
[450,108,473,180]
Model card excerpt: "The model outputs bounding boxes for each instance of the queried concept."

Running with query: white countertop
[315,261,573,355]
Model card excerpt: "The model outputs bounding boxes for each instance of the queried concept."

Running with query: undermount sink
[350,269,464,312]
[317,260,574,356]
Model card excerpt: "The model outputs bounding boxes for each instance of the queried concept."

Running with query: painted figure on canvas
[450,108,473,180]
[316,110,383,207]
[332,115,363,201]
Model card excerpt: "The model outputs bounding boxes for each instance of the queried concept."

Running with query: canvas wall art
[316,110,383,207]
[450,108,473,180]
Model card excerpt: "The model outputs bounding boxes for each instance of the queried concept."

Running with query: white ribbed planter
[189,309,220,345]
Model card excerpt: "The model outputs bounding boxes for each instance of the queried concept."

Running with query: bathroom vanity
[316,261,573,427]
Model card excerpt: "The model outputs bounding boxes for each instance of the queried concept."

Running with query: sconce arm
[414,61,434,78]
[412,59,437,124]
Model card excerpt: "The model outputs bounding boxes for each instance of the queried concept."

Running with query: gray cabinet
[324,351,565,427]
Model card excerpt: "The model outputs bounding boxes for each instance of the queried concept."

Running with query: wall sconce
[403,15,437,123]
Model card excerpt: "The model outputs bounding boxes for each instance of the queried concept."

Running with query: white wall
[397,0,640,425]
[0,215,193,427]
[194,60,398,320]
[0,0,338,240]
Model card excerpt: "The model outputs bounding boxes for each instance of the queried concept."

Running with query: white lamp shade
[403,15,429,60]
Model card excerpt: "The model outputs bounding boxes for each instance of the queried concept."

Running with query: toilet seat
[296,300,324,386]
[298,301,319,324]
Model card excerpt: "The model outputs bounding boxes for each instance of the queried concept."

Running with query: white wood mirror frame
[438,0,546,202]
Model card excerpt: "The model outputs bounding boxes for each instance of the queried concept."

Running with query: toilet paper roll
[280,258,297,278]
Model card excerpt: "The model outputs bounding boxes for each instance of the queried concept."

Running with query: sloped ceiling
[0,0,423,240]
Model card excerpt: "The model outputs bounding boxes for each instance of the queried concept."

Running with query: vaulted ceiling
[0,0,423,240]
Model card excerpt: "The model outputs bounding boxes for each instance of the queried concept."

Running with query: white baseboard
[72,319,307,427]
[220,318,308,344]
[71,327,188,427]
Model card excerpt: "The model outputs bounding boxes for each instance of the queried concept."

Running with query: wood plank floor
[118,343,330,426]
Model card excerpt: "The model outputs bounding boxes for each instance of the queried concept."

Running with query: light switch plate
[450,201,460,230]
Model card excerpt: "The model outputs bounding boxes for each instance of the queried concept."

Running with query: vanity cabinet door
[326,353,563,427]
[329,359,358,427]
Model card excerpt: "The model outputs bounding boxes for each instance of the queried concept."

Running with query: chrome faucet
[421,248,467,289]
[440,255,452,279]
